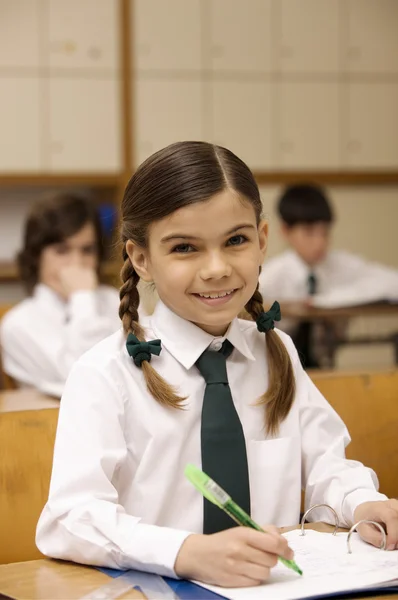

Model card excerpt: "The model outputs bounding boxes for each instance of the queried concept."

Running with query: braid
[119,247,145,338]
[245,283,295,436]
[119,245,186,409]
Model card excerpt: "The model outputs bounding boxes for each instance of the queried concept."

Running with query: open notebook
[96,529,398,600]
[196,529,398,600]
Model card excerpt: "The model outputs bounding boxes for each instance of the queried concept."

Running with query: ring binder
[300,503,339,536]
[347,519,387,553]
[300,505,388,555]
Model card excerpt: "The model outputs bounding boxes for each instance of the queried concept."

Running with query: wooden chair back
[0,390,59,563]
[311,369,398,499]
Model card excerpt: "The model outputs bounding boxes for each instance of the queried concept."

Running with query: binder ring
[300,504,340,536]
[347,520,387,554]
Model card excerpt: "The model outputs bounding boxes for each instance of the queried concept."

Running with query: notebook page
[195,529,398,600]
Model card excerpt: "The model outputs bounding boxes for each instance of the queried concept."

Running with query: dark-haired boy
[259,184,398,368]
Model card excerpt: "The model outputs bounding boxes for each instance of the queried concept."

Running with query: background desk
[0,524,396,600]
[280,302,398,366]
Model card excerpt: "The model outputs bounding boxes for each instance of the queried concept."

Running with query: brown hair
[120,141,295,435]
[18,193,105,294]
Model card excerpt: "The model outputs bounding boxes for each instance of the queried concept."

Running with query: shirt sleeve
[0,289,121,397]
[313,254,398,308]
[292,343,388,526]
[35,360,191,577]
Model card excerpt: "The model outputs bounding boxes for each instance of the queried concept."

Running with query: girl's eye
[172,243,194,254]
[227,234,247,246]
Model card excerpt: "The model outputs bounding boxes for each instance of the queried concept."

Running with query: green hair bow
[126,334,162,367]
[256,301,281,333]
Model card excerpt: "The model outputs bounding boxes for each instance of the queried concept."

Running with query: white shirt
[36,300,386,577]
[259,250,398,309]
[0,284,121,397]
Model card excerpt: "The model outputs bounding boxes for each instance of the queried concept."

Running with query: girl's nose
[199,252,232,280]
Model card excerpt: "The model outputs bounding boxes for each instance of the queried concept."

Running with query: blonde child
[36,143,398,588]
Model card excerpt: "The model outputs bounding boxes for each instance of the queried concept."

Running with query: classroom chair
[0,395,59,563]
[310,369,398,500]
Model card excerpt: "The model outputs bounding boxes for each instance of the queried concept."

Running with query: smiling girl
[36,143,398,588]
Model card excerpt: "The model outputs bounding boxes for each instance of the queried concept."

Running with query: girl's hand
[59,265,98,296]
[174,525,294,587]
[353,499,398,550]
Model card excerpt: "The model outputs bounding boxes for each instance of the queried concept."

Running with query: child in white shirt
[259,185,398,367]
[0,193,122,397]
[36,143,398,588]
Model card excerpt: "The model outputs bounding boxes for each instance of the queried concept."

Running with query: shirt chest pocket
[247,437,301,522]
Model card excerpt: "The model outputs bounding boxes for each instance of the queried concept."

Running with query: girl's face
[39,222,99,297]
[128,190,268,336]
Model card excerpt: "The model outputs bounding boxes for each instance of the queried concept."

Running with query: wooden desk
[0,388,59,412]
[0,390,59,564]
[280,302,398,366]
[0,524,395,600]
[280,302,398,321]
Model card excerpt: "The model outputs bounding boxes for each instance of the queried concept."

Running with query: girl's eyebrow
[160,223,256,244]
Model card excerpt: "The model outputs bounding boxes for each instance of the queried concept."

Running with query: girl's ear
[258,219,268,263]
[126,240,153,282]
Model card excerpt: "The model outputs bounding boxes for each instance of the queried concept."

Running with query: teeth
[198,290,234,299]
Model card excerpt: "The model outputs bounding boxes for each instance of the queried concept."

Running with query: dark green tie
[308,272,317,296]
[294,272,319,368]
[196,340,251,534]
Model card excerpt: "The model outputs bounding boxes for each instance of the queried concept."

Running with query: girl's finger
[356,522,384,548]
[236,561,271,584]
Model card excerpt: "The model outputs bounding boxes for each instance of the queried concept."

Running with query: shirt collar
[150,300,255,370]
[290,250,326,279]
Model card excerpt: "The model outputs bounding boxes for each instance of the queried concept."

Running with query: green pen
[185,464,303,576]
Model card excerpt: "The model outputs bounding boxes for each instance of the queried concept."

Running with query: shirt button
[212,341,222,351]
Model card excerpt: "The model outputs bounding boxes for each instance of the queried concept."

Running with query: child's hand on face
[174,525,293,587]
[59,265,98,297]
[353,499,398,550]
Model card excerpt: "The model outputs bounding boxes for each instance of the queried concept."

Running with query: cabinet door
[134,79,204,166]
[0,77,41,171]
[134,0,201,71]
[346,0,398,74]
[210,81,272,170]
[331,188,398,266]
[48,78,121,172]
[276,83,341,169]
[208,0,272,72]
[346,83,398,168]
[46,0,119,71]
[0,0,40,68]
[279,0,340,73]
